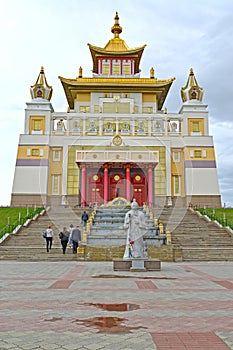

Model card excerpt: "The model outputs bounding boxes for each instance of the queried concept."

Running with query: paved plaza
[0,260,233,349]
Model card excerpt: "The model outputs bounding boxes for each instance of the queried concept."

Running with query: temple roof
[87,12,146,74]
[58,76,175,110]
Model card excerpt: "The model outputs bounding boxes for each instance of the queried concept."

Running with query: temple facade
[11,12,221,208]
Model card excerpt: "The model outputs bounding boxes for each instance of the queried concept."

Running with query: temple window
[102,61,110,75]
[31,149,39,156]
[192,121,200,132]
[33,120,42,131]
[173,175,180,195]
[52,175,60,195]
[79,106,90,113]
[194,150,202,158]
[29,116,44,134]
[172,152,180,163]
[142,106,153,114]
[112,60,120,75]
[123,63,131,75]
[53,150,60,162]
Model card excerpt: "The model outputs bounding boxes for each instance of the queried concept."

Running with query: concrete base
[130,258,147,272]
[113,259,161,271]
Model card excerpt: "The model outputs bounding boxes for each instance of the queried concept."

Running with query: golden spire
[111,12,122,38]
[30,66,53,100]
[181,68,204,103]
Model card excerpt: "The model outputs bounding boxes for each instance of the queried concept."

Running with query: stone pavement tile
[0,332,157,350]
[217,332,233,349]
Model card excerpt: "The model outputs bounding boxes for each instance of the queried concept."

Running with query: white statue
[57,119,66,132]
[123,199,147,259]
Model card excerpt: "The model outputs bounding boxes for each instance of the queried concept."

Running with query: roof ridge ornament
[111,12,122,38]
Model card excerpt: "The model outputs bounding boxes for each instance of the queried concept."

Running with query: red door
[131,173,147,206]
[87,173,104,205]
[109,173,125,200]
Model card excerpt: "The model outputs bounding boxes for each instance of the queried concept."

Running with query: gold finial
[40,66,44,73]
[111,11,122,38]
[164,107,167,114]
[190,67,194,75]
[150,67,155,78]
[78,66,83,78]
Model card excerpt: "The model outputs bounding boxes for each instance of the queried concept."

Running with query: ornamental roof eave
[88,43,146,74]
[58,76,175,110]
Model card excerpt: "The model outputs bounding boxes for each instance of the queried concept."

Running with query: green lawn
[194,207,233,229]
[0,207,44,237]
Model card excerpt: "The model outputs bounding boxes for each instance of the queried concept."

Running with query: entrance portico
[77,147,159,207]
[78,161,157,207]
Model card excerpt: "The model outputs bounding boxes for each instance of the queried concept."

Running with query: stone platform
[113,258,161,271]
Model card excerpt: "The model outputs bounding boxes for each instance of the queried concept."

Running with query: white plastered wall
[12,167,48,194]
[185,168,220,195]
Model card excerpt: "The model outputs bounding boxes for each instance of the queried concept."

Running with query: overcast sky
[0,0,233,207]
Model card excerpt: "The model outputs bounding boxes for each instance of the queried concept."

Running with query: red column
[126,164,131,202]
[104,164,109,203]
[148,164,153,207]
[81,164,86,207]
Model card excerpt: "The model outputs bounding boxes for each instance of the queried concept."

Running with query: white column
[116,117,119,134]
[61,144,68,205]
[82,117,86,135]
[148,117,152,136]
[131,118,135,135]
[165,141,172,198]
[99,117,103,135]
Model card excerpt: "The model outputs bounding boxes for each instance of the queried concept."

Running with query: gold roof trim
[59,76,175,85]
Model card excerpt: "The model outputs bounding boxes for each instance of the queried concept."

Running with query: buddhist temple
[11,12,221,208]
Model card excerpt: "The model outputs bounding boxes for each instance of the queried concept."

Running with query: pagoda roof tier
[58,76,175,110]
[87,42,146,74]
[87,12,146,74]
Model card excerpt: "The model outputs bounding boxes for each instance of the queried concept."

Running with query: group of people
[44,224,81,254]
[43,210,89,255]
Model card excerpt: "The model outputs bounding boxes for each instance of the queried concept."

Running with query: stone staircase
[87,205,163,246]
[0,207,88,261]
[154,207,233,261]
[1,206,233,261]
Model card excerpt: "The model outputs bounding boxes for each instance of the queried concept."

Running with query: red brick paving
[213,280,233,289]
[135,280,158,289]
[49,279,74,289]
[151,332,231,350]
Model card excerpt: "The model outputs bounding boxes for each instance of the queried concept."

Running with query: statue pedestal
[130,258,146,272]
[113,259,161,271]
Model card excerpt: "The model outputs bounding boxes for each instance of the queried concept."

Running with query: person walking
[45,225,54,252]
[68,224,74,247]
[59,227,70,254]
[81,211,89,227]
[70,225,82,254]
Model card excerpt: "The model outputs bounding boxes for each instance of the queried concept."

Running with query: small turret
[181,68,204,103]
[30,66,53,100]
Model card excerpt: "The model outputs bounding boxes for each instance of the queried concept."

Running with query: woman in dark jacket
[59,227,70,254]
